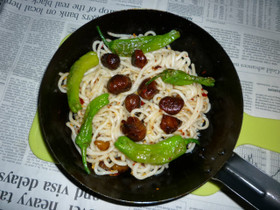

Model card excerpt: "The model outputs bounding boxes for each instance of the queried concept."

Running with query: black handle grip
[213,152,280,210]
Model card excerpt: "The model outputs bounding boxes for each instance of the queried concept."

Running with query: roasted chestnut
[107,74,132,95]
[159,96,184,115]
[121,117,146,141]
[131,49,148,68]
[101,53,120,70]
[138,78,159,100]
[160,114,182,134]
[124,94,141,112]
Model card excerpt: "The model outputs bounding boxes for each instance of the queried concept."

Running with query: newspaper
[0,0,279,209]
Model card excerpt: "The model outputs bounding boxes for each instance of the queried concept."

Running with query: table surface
[1,0,280,209]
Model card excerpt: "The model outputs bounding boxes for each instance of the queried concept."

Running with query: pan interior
[38,9,243,204]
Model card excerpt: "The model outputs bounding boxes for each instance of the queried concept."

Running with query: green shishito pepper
[147,69,215,87]
[114,135,199,165]
[75,93,109,174]
[67,51,99,113]
[96,26,180,57]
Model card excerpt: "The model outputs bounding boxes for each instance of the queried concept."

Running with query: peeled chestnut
[111,164,129,174]
[101,53,120,70]
[94,140,110,151]
[131,49,147,68]
[107,74,132,95]
[99,161,129,175]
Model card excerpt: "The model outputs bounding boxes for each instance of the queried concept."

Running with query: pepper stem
[184,138,200,145]
[96,26,110,49]
[145,72,164,85]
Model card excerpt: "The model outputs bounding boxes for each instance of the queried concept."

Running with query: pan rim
[38,8,243,205]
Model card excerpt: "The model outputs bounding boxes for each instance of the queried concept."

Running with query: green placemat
[193,113,280,195]
[29,112,55,163]
[28,34,71,163]
[29,111,280,196]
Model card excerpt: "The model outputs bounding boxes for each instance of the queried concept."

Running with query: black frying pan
[38,9,280,209]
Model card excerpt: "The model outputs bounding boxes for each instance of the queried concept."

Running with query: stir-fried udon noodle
[58,31,211,180]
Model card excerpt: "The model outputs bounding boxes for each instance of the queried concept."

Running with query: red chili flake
[201,70,207,74]
[142,89,147,94]
[140,101,145,106]
[169,157,172,160]
[202,93,208,97]
[179,129,185,136]
[79,98,84,104]
[152,65,162,70]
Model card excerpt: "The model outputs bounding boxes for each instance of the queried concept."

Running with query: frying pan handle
[213,152,280,209]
